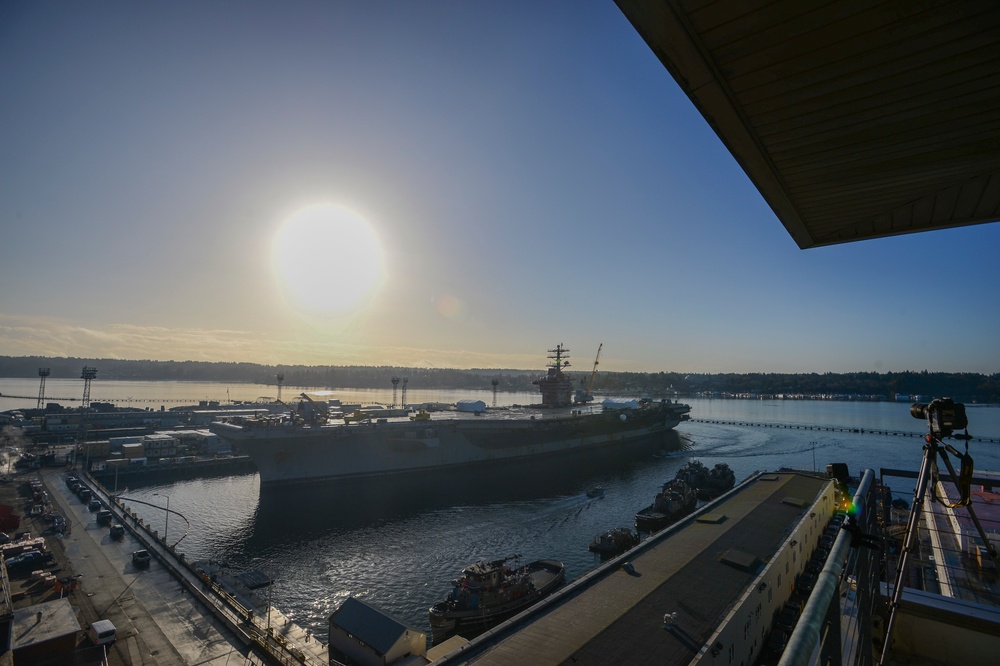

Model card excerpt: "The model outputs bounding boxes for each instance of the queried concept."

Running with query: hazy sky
[2,2,998,374]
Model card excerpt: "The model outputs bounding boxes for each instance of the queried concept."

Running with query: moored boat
[428,555,565,642]
[674,459,709,488]
[674,460,736,499]
[697,462,736,499]
[588,527,640,558]
[635,478,697,533]
[210,345,691,488]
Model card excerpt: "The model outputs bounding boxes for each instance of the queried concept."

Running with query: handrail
[780,468,875,666]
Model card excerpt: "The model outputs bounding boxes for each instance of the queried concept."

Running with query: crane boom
[574,343,602,404]
[585,343,602,393]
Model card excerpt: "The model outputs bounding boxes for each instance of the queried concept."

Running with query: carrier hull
[211,402,689,488]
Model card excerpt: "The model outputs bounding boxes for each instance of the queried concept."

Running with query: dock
[45,467,329,665]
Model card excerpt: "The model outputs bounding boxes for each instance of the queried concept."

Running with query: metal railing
[780,468,879,666]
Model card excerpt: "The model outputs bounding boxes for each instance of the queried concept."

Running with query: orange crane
[574,343,602,404]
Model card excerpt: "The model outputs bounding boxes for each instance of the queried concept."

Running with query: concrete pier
[41,467,329,665]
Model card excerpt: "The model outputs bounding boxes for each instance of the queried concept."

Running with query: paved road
[43,467,254,666]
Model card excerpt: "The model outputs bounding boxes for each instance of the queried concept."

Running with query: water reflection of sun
[272,204,384,315]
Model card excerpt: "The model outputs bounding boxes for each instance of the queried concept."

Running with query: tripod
[879,427,999,665]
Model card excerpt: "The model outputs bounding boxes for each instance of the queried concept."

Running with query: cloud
[0,313,545,370]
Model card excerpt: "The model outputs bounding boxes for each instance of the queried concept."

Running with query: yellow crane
[574,343,602,404]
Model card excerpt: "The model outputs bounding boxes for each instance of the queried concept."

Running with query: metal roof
[615,0,1000,248]
[330,596,423,656]
[454,471,832,665]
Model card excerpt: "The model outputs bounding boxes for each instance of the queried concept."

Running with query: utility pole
[37,368,50,409]
[79,366,97,469]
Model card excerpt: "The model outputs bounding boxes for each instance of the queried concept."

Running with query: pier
[46,468,328,665]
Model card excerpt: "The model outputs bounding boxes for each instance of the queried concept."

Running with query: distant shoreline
[0,356,997,403]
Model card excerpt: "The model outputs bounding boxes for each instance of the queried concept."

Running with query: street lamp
[153,493,170,543]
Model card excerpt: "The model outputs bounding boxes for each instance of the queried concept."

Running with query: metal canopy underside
[615,0,1000,248]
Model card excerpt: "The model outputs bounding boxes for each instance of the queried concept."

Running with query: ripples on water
[97,398,1000,642]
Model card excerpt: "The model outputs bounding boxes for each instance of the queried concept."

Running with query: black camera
[910,397,968,438]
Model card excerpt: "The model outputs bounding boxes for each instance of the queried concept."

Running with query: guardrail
[780,468,878,666]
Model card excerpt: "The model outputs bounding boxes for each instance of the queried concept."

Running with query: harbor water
[3,379,1000,644]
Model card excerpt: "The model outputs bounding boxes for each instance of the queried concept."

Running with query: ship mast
[547,344,570,372]
[533,343,574,407]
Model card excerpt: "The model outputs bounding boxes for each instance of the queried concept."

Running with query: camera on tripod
[910,397,968,438]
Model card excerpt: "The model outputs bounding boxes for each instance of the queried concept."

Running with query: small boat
[674,459,709,488]
[635,479,697,533]
[697,463,736,499]
[589,527,640,558]
[586,486,605,499]
[428,555,564,643]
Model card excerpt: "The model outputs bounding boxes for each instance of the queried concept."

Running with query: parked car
[775,601,801,633]
[132,549,151,568]
[796,569,818,594]
[109,524,125,540]
[88,498,102,512]
[87,619,117,646]
[5,550,50,570]
[96,510,113,526]
[766,628,788,655]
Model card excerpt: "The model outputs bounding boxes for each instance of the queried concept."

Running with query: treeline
[1,357,997,403]
[0,356,541,391]
[677,371,1000,403]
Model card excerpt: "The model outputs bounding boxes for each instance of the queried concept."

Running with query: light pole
[154,493,170,543]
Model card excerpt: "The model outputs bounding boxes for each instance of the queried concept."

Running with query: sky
[1,1,998,375]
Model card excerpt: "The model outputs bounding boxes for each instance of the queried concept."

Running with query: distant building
[142,433,177,458]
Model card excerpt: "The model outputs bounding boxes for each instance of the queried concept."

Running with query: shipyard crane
[574,343,602,404]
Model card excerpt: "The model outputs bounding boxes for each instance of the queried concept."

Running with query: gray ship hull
[210,402,689,487]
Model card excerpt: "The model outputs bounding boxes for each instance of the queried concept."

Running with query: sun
[272,204,384,315]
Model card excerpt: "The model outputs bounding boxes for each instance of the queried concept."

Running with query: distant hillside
[0,356,997,403]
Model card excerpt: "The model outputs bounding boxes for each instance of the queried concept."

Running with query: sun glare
[272,204,384,315]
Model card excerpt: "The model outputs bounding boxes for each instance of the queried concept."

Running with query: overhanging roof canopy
[615,0,1000,248]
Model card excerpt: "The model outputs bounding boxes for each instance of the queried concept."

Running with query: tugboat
[697,462,736,499]
[635,479,697,533]
[589,527,640,558]
[674,460,709,489]
[674,460,736,499]
[428,555,565,643]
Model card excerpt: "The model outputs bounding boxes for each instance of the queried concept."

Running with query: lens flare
[433,294,463,319]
